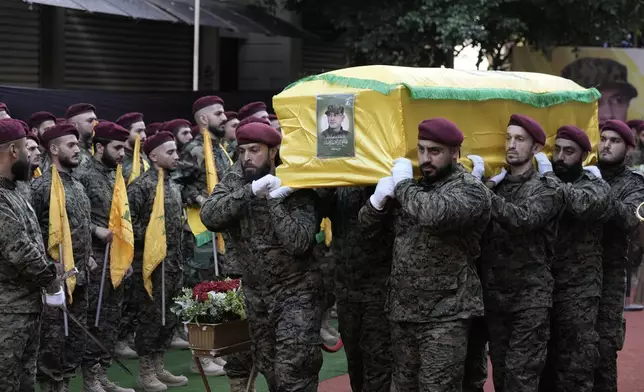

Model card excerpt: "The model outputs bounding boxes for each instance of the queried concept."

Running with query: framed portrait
[316,94,355,158]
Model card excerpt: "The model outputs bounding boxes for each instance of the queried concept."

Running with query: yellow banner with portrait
[273,65,600,188]
[512,46,644,124]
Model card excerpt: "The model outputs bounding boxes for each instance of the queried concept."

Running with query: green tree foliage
[259,0,644,69]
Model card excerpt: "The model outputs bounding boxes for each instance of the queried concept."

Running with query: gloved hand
[268,186,294,200]
[583,165,602,178]
[467,155,485,180]
[391,158,413,185]
[534,152,553,174]
[45,288,65,308]
[252,174,281,198]
[489,168,507,185]
[369,176,395,210]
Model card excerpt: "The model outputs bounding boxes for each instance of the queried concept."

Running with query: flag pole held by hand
[212,233,219,277]
[58,244,69,337]
[95,243,110,327]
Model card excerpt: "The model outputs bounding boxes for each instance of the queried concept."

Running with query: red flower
[192,279,241,302]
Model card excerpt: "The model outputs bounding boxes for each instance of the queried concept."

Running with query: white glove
[369,176,395,210]
[534,152,553,174]
[45,288,65,308]
[391,158,413,185]
[489,168,507,185]
[268,186,294,200]
[467,155,485,180]
[583,165,602,178]
[251,174,281,198]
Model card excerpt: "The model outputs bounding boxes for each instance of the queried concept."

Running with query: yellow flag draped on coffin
[273,66,600,188]
[109,165,134,288]
[128,134,143,185]
[185,129,225,251]
[47,166,76,303]
[143,169,167,297]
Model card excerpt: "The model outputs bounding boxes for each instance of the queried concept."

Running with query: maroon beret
[0,103,10,116]
[56,118,67,125]
[268,114,278,121]
[143,131,175,156]
[627,119,644,133]
[238,116,270,129]
[191,125,201,138]
[94,121,130,142]
[26,131,40,144]
[223,111,238,124]
[40,123,79,146]
[601,120,636,147]
[192,96,224,115]
[15,120,29,134]
[29,111,57,129]
[556,125,592,152]
[145,122,163,138]
[236,122,282,147]
[417,118,464,147]
[115,112,144,130]
[508,114,546,145]
[0,119,26,143]
[65,103,96,119]
[238,101,268,121]
[161,119,191,135]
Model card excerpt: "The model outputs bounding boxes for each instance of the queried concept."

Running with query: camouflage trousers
[390,319,469,392]
[0,313,41,392]
[134,265,183,357]
[593,268,626,392]
[462,316,488,392]
[117,275,137,342]
[337,300,392,392]
[540,297,599,392]
[38,284,89,382]
[245,287,324,392]
[83,247,125,368]
[486,307,550,392]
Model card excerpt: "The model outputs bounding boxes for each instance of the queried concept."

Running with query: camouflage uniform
[15,180,32,203]
[201,167,324,392]
[319,186,394,392]
[127,169,184,357]
[359,166,491,392]
[594,165,644,392]
[73,159,125,369]
[78,142,94,171]
[121,146,150,183]
[0,177,57,392]
[480,167,564,392]
[538,171,612,392]
[31,167,93,383]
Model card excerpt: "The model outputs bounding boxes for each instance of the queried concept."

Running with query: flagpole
[95,243,110,327]
[212,233,219,276]
[161,260,166,326]
[58,244,68,337]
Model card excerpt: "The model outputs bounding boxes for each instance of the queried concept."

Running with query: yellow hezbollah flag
[185,129,225,251]
[143,169,167,297]
[33,167,42,178]
[128,134,147,185]
[47,166,76,302]
[273,65,599,188]
[109,165,134,288]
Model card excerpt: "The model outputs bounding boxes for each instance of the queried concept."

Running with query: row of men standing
[0,99,283,392]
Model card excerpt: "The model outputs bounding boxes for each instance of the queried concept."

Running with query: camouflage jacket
[318,186,393,302]
[180,132,233,206]
[200,167,322,293]
[600,164,644,269]
[127,168,184,273]
[359,166,490,323]
[0,177,57,314]
[480,167,564,313]
[73,159,115,253]
[15,180,32,203]
[78,143,94,172]
[122,146,150,183]
[548,171,612,301]
[31,167,93,286]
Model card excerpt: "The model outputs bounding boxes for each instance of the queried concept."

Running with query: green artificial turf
[54,321,347,391]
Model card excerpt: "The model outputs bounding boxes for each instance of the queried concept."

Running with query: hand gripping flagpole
[212,233,219,277]
[95,243,110,327]
[58,244,68,337]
